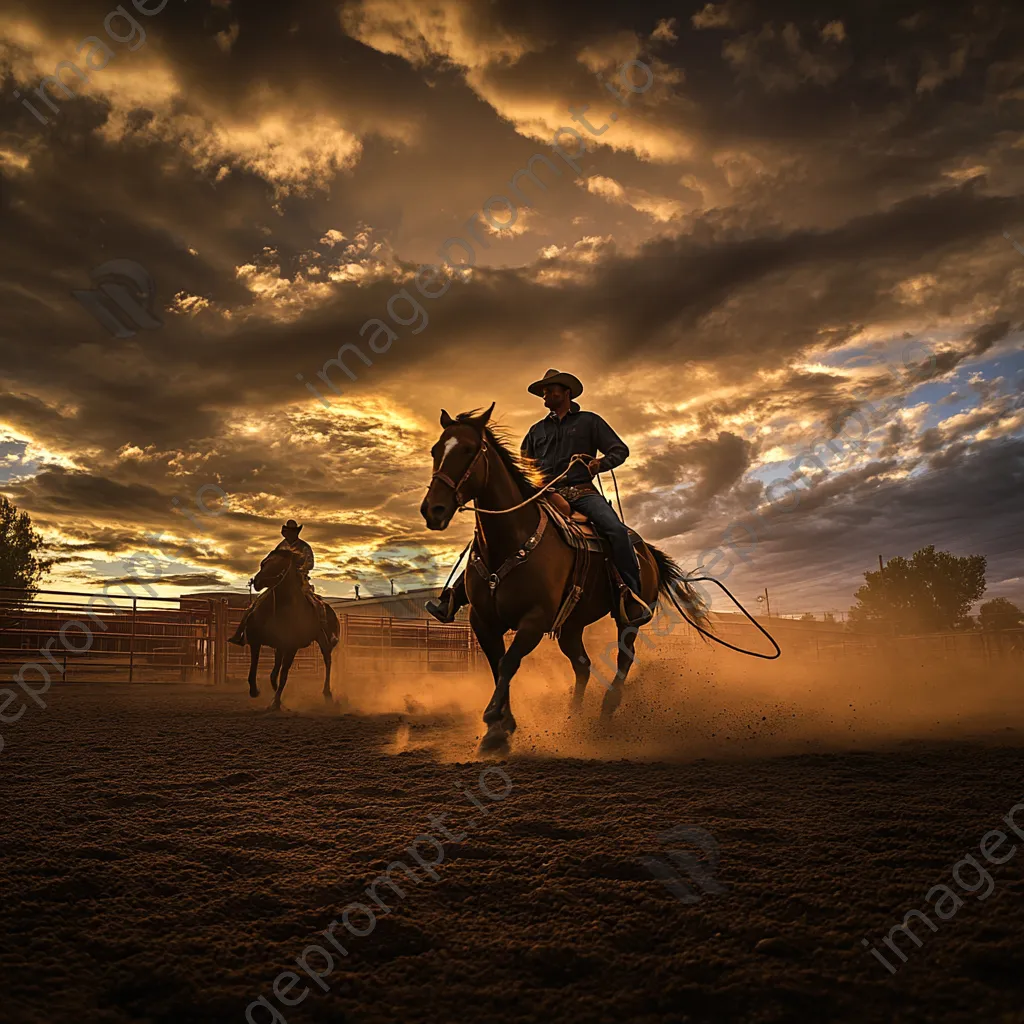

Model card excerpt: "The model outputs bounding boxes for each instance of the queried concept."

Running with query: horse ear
[476,402,495,428]
[440,409,455,428]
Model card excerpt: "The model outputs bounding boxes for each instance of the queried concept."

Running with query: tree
[0,495,52,594]
[848,545,986,634]
[979,597,1024,631]
[800,612,816,622]
[823,611,837,625]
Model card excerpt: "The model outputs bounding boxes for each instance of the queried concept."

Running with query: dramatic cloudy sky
[1,0,1022,615]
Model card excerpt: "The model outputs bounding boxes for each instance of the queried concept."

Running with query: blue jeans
[570,492,642,594]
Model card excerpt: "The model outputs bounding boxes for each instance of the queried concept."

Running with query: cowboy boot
[425,588,459,623]
[619,587,654,628]
[228,617,247,646]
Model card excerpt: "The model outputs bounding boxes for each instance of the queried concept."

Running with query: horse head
[253,547,303,591]
[421,403,494,530]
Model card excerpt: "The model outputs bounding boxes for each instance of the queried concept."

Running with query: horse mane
[455,409,545,497]
[262,545,301,567]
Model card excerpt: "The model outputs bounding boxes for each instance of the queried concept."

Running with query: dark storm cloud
[639,430,751,495]
[1,0,1022,599]
[971,320,1012,355]
[100,571,227,588]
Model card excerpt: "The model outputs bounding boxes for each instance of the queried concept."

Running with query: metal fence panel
[0,587,219,683]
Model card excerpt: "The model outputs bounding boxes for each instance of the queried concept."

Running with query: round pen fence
[0,586,226,684]
[222,606,487,684]
[1,588,486,688]
[335,614,487,675]
[6,587,1014,689]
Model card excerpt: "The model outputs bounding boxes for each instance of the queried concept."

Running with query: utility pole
[390,579,396,595]
[764,587,771,619]
[354,583,360,600]
[878,555,884,572]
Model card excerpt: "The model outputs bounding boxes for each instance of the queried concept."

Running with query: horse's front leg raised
[481,613,545,752]
[247,643,261,698]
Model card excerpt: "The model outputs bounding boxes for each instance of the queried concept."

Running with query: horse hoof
[269,701,281,712]
[479,726,510,754]
[249,687,259,698]
[322,691,332,703]
[600,687,623,719]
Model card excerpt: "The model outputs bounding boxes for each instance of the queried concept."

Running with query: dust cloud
[272,613,1024,762]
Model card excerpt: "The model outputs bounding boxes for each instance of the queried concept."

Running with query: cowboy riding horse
[426,369,654,629]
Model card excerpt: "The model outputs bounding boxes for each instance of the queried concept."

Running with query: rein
[255,557,295,593]
[432,440,592,516]
[466,453,592,515]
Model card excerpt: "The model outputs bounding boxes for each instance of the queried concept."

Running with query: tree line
[847,545,1022,635]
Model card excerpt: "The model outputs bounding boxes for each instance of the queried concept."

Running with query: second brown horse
[420,404,709,752]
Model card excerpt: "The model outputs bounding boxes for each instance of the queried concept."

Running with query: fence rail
[0,586,225,684]
[221,606,485,683]
[337,614,486,674]
[4,586,1018,685]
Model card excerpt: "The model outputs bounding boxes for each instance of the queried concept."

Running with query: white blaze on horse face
[442,436,459,463]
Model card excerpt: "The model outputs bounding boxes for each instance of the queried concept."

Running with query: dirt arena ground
[2,635,1024,1024]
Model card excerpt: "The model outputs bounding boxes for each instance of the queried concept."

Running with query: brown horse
[242,548,339,709]
[420,404,710,752]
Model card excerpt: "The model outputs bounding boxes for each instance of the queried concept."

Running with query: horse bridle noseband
[431,435,489,506]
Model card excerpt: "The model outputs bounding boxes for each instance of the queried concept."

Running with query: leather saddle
[540,496,642,553]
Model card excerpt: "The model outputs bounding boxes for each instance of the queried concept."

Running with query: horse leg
[247,643,261,698]
[600,623,639,719]
[480,613,545,752]
[318,636,333,702]
[470,610,505,687]
[269,648,282,692]
[557,627,590,713]
[270,647,298,710]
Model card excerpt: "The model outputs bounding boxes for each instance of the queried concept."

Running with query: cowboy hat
[527,368,583,399]
[281,519,303,534]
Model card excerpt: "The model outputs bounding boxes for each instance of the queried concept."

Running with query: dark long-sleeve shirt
[521,402,629,486]
[274,537,314,573]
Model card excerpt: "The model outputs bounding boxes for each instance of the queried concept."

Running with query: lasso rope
[664,574,781,659]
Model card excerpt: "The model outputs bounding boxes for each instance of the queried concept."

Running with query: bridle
[429,429,593,516]
[430,434,489,507]
[253,552,297,592]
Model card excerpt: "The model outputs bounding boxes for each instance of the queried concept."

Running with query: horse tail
[646,543,715,634]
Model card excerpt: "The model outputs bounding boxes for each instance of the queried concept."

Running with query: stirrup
[619,588,653,627]
[425,591,457,623]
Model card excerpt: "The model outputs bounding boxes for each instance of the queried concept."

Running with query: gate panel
[0,587,216,683]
